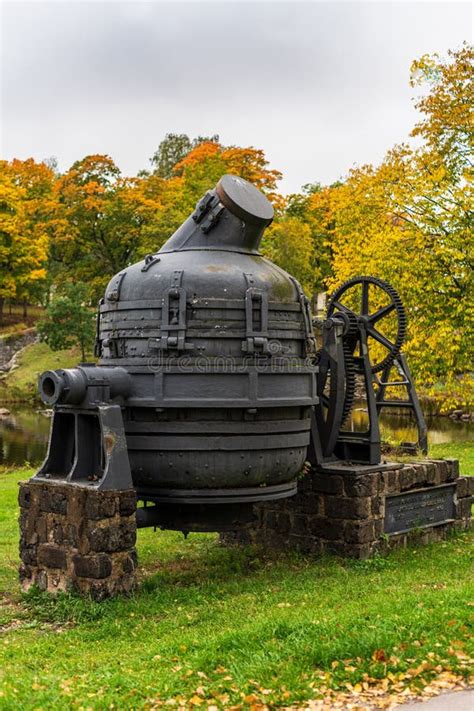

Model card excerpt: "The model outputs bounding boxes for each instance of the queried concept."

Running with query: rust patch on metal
[103,431,116,455]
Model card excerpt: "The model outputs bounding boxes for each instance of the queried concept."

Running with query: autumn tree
[0,160,52,322]
[5,158,55,309]
[326,45,473,404]
[48,155,155,301]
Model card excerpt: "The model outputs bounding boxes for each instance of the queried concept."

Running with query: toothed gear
[341,341,356,424]
[327,276,406,373]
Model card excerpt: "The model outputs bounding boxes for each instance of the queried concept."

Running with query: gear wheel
[327,276,407,373]
[341,341,356,424]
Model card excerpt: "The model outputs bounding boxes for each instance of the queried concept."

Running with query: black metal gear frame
[327,276,407,373]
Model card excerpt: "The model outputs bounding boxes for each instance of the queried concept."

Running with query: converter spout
[158,174,274,255]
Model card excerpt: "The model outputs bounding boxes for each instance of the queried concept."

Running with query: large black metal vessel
[36,175,426,533]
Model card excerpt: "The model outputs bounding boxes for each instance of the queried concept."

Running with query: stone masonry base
[222,459,473,559]
[19,480,137,600]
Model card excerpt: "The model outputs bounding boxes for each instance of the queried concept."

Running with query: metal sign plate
[384,483,456,535]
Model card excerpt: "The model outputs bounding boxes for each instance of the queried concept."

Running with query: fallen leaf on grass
[188,695,203,706]
[372,649,388,663]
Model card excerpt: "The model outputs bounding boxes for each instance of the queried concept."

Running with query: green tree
[37,284,95,361]
[260,217,315,294]
[150,133,219,178]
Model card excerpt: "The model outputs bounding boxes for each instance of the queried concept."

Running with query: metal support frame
[375,353,428,454]
[34,403,133,490]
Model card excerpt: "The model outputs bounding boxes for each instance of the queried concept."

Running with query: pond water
[0,405,472,468]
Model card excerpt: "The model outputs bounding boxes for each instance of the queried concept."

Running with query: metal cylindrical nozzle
[38,366,131,406]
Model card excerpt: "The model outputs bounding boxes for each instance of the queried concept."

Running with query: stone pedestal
[19,480,137,599]
[222,460,472,559]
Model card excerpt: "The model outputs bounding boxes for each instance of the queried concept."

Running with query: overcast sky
[1,1,472,193]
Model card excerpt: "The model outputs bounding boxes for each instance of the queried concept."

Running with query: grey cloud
[1,1,471,192]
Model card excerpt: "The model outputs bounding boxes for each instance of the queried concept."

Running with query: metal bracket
[94,297,104,357]
[106,272,126,302]
[192,191,225,233]
[241,275,269,354]
[150,271,194,352]
[141,254,161,272]
[289,276,316,354]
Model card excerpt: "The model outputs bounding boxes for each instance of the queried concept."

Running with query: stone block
[118,490,137,517]
[88,521,136,553]
[83,580,111,602]
[309,517,341,540]
[297,473,312,492]
[18,484,31,509]
[263,510,278,530]
[36,516,48,543]
[73,553,112,579]
[40,488,67,515]
[344,474,380,497]
[292,514,310,536]
[324,496,371,520]
[422,462,437,486]
[456,498,472,520]
[20,544,38,566]
[288,492,320,514]
[399,466,416,491]
[52,522,64,545]
[67,488,88,520]
[445,459,460,481]
[371,496,384,517]
[456,478,468,499]
[311,473,344,495]
[38,544,67,570]
[273,512,290,535]
[122,553,138,574]
[19,509,39,546]
[466,477,474,496]
[434,460,448,484]
[85,492,116,520]
[373,519,384,537]
[381,469,400,495]
[344,520,375,544]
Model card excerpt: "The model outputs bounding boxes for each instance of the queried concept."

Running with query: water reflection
[0,404,472,468]
[346,402,473,445]
[0,408,51,467]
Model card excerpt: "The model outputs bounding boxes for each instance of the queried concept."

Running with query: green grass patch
[0,342,81,403]
[0,468,472,709]
[383,441,473,477]
[430,441,474,476]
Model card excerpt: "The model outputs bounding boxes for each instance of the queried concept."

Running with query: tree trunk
[23,299,27,318]
[0,297,4,325]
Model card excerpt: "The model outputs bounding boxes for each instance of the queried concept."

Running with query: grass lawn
[0,342,80,403]
[430,442,474,475]
[0,457,473,709]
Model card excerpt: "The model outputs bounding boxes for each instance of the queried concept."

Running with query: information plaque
[384,483,456,535]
